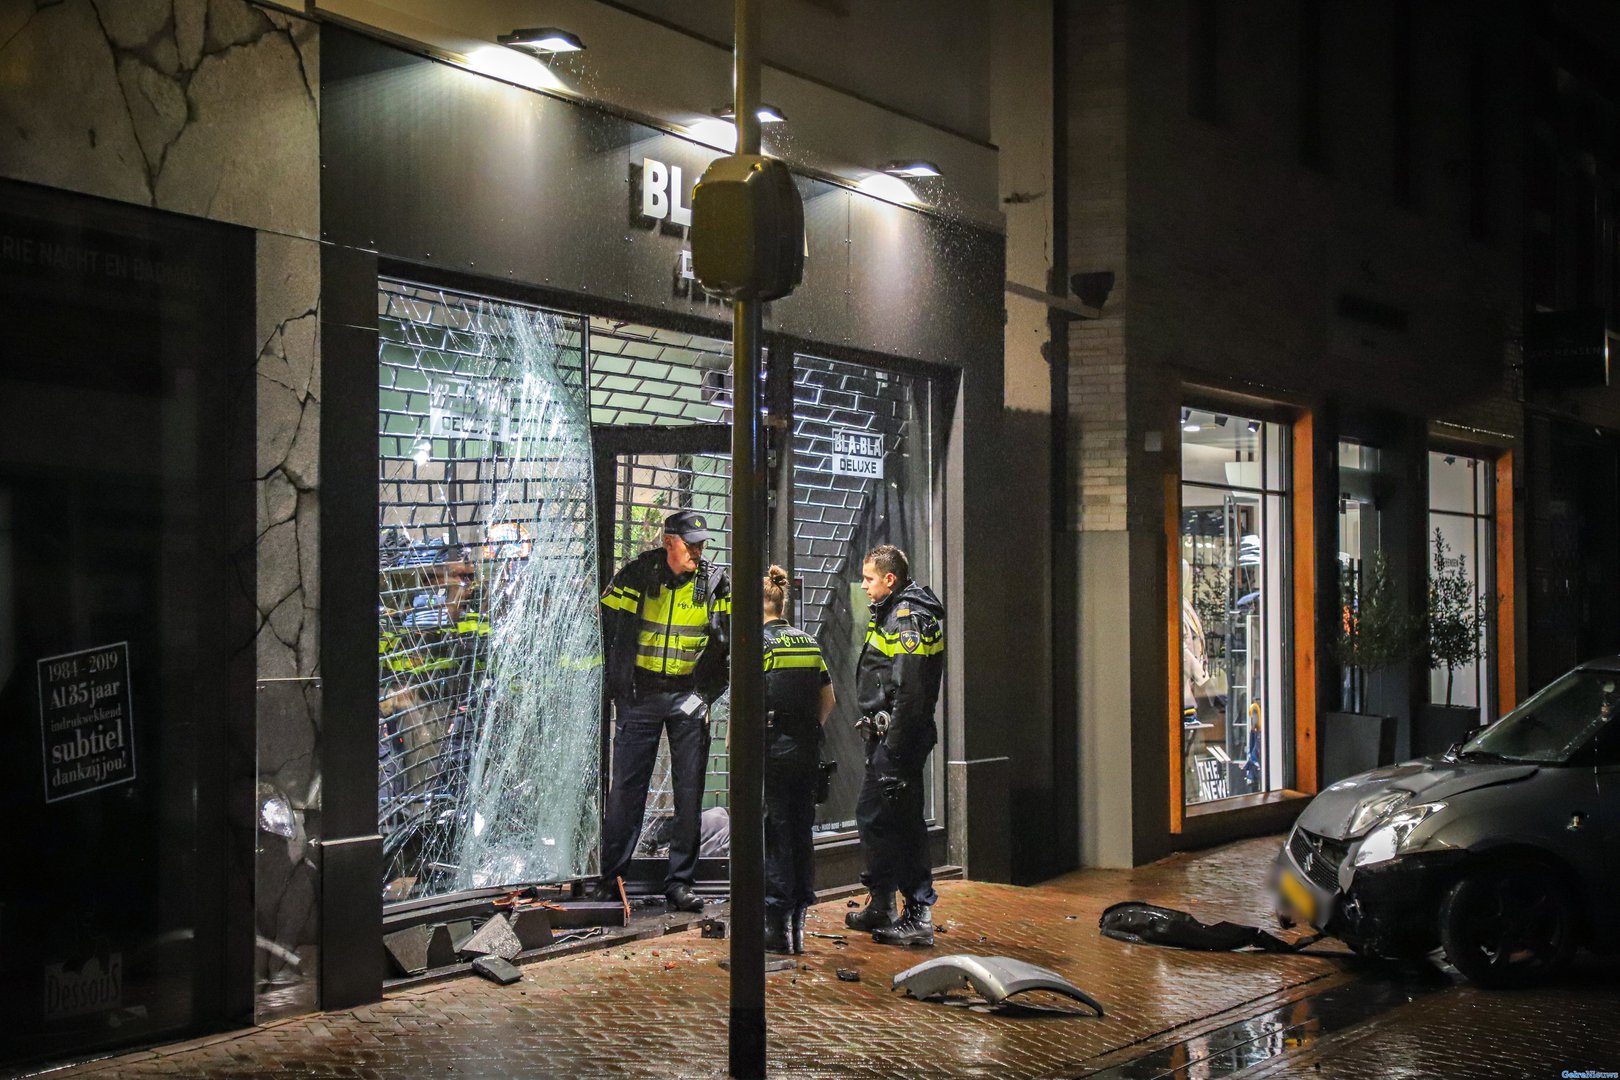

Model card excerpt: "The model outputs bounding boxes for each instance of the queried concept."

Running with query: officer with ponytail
[760,565,836,954]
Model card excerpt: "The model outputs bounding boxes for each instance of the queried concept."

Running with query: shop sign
[38,643,136,803]
[832,428,884,478]
[429,377,512,443]
[639,157,694,227]
[1524,308,1615,391]
[43,953,123,1020]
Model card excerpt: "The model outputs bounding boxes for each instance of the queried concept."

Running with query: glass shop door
[592,424,733,891]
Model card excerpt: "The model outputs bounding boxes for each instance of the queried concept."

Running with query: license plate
[1278,867,1319,927]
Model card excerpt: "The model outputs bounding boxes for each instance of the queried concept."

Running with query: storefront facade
[1063,0,1531,867]
[0,1,1030,1068]
[0,0,322,1064]
[317,15,1014,1014]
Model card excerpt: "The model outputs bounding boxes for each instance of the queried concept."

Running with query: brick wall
[1068,0,1130,532]
[1123,0,1521,428]
[1065,0,1528,864]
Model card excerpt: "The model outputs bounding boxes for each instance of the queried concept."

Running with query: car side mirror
[1445,725,1487,758]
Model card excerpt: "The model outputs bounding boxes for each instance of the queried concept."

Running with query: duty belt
[634,672,696,694]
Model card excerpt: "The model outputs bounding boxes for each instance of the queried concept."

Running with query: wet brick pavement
[1230,958,1620,1080]
[19,836,1617,1079]
[22,837,1345,1080]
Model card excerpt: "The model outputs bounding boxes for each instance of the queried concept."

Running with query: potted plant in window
[1323,550,1423,783]
[1418,529,1490,755]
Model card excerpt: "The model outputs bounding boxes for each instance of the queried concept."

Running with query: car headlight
[1352,802,1447,867]
[1347,790,1413,837]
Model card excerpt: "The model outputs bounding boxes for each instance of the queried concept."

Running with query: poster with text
[38,643,137,803]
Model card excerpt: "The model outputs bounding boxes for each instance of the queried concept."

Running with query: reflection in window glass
[1180,408,1291,806]
[377,282,602,902]
[1337,442,1381,712]
[1469,670,1614,763]
[1427,451,1493,711]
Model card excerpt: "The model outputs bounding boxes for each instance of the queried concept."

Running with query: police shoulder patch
[900,629,920,653]
[896,607,911,618]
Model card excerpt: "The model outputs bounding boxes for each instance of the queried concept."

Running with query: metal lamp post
[727,0,767,1076]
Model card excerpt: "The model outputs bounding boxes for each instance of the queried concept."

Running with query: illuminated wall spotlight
[714,103,787,124]
[882,160,943,178]
[497,27,586,54]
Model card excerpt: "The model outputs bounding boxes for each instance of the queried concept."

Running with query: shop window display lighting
[1179,407,1292,806]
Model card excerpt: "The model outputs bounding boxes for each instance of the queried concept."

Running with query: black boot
[872,902,934,947]
[844,890,897,932]
[790,906,808,955]
[665,883,704,913]
[764,908,792,954]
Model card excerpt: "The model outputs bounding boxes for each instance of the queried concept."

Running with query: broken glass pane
[377,283,601,900]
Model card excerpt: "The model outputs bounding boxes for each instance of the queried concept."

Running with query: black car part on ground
[1100,902,1320,953]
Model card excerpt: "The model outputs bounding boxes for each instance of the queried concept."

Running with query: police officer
[594,510,731,912]
[760,565,836,954]
[845,543,945,946]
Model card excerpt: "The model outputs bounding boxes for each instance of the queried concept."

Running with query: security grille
[789,356,932,638]
[587,322,738,845]
[587,321,730,428]
[611,453,734,825]
[790,356,936,831]
[376,280,941,889]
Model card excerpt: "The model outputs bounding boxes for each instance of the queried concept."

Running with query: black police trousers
[855,738,937,908]
[764,726,819,913]
[601,690,712,891]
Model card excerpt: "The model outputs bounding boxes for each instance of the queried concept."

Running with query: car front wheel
[1438,863,1577,988]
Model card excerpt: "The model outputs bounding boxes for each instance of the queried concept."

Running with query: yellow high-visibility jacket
[600,549,731,704]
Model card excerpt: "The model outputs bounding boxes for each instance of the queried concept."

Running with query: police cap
[664,509,714,544]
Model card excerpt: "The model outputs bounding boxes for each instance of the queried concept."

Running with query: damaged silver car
[1276,658,1620,986]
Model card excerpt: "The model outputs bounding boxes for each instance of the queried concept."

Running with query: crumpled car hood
[1298,760,1539,841]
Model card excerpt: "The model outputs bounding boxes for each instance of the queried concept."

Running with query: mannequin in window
[1181,558,1211,797]
[1181,558,1209,723]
